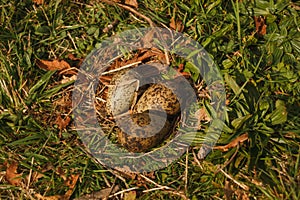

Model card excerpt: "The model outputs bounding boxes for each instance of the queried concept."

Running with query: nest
[72,28,225,173]
[94,48,197,152]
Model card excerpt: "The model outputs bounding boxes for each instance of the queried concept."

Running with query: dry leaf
[65,174,79,188]
[56,166,67,181]
[74,187,115,200]
[254,16,267,36]
[125,0,138,8]
[194,107,211,130]
[224,180,234,200]
[35,194,62,200]
[59,75,77,85]
[135,51,159,63]
[142,29,155,48]
[33,0,44,5]
[5,161,23,186]
[170,17,184,32]
[124,190,136,200]
[26,164,54,184]
[27,171,44,184]
[55,115,71,130]
[36,59,71,71]
[67,54,83,67]
[214,133,249,152]
[175,63,191,78]
[67,54,81,61]
[35,173,79,200]
[64,174,80,199]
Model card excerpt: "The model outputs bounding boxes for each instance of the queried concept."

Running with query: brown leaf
[33,0,44,5]
[195,107,211,129]
[59,75,77,85]
[175,63,191,78]
[56,166,67,181]
[67,54,80,61]
[124,190,136,200]
[224,180,234,200]
[214,133,249,152]
[65,174,79,188]
[254,16,267,36]
[26,163,54,184]
[36,59,71,71]
[142,29,155,48]
[67,54,83,67]
[125,0,138,8]
[74,187,115,200]
[55,115,71,130]
[35,194,63,200]
[35,173,79,200]
[136,51,158,62]
[64,174,80,199]
[170,17,184,32]
[5,161,23,186]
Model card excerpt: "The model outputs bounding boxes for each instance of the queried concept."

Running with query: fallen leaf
[28,171,44,184]
[65,174,79,188]
[125,0,138,8]
[5,161,23,186]
[67,54,80,61]
[36,59,71,71]
[56,166,67,181]
[55,115,71,130]
[177,63,184,72]
[224,180,234,200]
[195,107,211,129]
[59,75,77,84]
[254,16,267,36]
[67,54,83,67]
[64,174,80,199]
[35,173,79,200]
[214,133,249,152]
[135,51,159,63]
[26,163,54,184]
[170,17,184,32]
[175,63,191,78]
[124,190,136,200]
[142,29,155,48]
[74,187,114,200]
[234,189,250,200]
[35,194,62,200]
[114,166,137,179]
[33,0,44,5]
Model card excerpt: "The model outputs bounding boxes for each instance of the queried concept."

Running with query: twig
[215,144,239,174]
[184,148,188,195]
[140,174,189,200]
[100,0,155,27]
[192,149,203,170]
[213,133,248,152]
[140,174,171,189]
[67,31,77,50]
[101,61,141,75]
[26,157,35,190]
[108,187,139,198]
[219,169,249,191]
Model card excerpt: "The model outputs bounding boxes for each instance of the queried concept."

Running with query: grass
[0,0,299,199]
